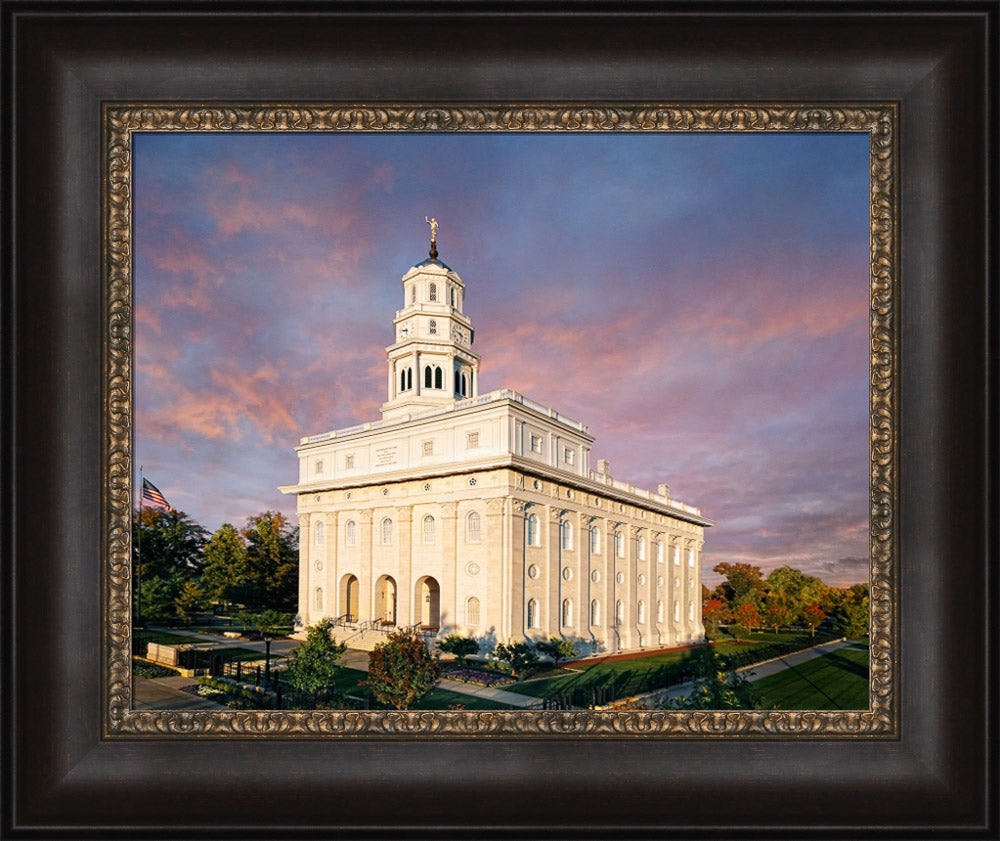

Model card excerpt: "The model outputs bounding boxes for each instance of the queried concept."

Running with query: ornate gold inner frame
[104,104,897,738]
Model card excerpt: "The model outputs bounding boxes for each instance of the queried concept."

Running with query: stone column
[439,501,458,633]
[484,498,505,641]
[396,505,413,627]
[297,511,310,630]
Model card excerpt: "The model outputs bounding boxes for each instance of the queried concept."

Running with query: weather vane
[425,216,439,259]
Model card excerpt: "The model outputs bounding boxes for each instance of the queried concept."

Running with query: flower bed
[443,666,516,687]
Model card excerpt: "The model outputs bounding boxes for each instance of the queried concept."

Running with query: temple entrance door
[375,575,397,626]
[415,576,441,630]
[340,574,360,622]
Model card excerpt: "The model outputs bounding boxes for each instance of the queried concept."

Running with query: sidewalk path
[738,640,851,682]
[435,677,541,708]
[133,675,228,710]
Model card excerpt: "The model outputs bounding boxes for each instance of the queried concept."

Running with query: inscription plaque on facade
[375,446,399,467]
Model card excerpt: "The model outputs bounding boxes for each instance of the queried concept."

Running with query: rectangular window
[637,539,646,561]
[345,454,354,469]
[466,431,480,449]
[564,448,574,464]
[530,434,542,453]
[422,440,434,456]
[315,459,324,475]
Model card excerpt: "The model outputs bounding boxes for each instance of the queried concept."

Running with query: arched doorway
[414,575,441,630]
[375,574,397,626]
[340,574,360,622]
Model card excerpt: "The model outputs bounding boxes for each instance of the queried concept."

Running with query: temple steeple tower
[381,221,480,421]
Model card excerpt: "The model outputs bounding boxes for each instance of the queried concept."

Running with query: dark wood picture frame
[3,2,996,837]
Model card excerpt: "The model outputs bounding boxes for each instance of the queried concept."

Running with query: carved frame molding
[104,103,896,738]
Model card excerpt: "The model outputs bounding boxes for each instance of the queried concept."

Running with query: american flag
[141,478,173,512]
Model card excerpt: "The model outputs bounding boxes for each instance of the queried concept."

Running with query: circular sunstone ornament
[314,495,321,503]
[465,562,480,576]
[381,488,388,496]
[533,480,541,490]
[345,492,351,499]
[528,564,540,579]
[423,483,431,491]
[468,478,477,486]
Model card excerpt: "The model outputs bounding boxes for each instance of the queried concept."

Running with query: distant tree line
[133,507,298,624]
[703,562,869,641]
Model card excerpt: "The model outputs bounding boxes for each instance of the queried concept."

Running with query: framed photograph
[4,2,995,837]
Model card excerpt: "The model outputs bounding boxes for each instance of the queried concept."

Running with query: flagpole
[136,465,143,628]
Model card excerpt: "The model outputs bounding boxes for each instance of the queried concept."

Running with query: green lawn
[751,647,870,710]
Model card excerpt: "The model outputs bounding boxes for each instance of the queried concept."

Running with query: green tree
[534,637,578,669]
[492,641,538,679]
[364,629,440,710]
[174,580,205,624]
[712,562,766,609]
[243,511,299,609]
[838,596,869,640]
[200,523,252,610]
[284,618,347,708]
[761,601,791,634]
[437,634,480,666]
[138,576,182,624]
[133,507,207,582]
[663,647,762,710]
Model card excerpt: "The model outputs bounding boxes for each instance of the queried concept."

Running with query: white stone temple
[280,224,710,655]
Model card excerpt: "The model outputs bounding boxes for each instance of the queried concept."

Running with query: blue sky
[134,130,870,586]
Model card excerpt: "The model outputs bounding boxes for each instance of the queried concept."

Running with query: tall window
[590,526,601,554]
[688,546,695,567]
[466,511,481,543]
[655,541,663,563]
[345,520,356,546]
[422,514,436,544]
[424,366,432,388]
[673,543,680,565]
[657,600,665,623]
[561,520,574,550]
[615,600,625,626]
[530,434,542,453]
[429,319,437,335]
[637,538,645,560]
[410,286,415,304]
[688,601,695,621]
[460,372,467,396]
[434,366,443,389]
[638,600,646,624]
[314,587,323,610]
[615,531,624,558]
[449,286,455,306]
[562,598,573,627]
[527,513,540,546]
[314,521,324,546]
[345,454,354,469]
[315,459,324,475]
[590,600,601,626]
[527,598,538,629]
[429,282,438,301]
[674,600,680,622]
[380,517,393,545]
[422,440,434,456]
[466,596,480,626]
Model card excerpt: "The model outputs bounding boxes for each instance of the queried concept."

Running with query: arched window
[688,546,695,567]
[424,366,432,388]
[655,541,663,564]
[314,587,323,610]
[615,600,625,626]
[561,520,574,550]
[615,531,624,558]
[657,600,665,623]
[637,538,646,560]
[410,286,416,304]
[638,600,646,624]
[314,520,324,545]
[688,601,695,621]
[673,543,680,565]
[590,599,601,626]
[466,511,481,543]
[434,366,443,389]
[399,368,406,392]
[590,526,601,554]
[380,518,393,545]
[429,319,437,335]
[429,282,438,301]
[562,598,573,627]
[422,514,435,544]
[527,598,538,629]
[466,596,480,626]
[449,286,455,306]
[406,368,412,390]
[345,520,356,546]
[674,600,680,622]
[527,513,540,546]
[460,372,467,396]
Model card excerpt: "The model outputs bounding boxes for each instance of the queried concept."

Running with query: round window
[562,568,573,581]
[616,572,625,584]
[657,576,664,587]
[591,570,601,583]
[638,574,646,585]
[314,560,323,571]
[466,562,480,577]
[528,564,540,579]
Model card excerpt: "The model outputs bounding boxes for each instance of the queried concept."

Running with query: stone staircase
[331,620,432,652]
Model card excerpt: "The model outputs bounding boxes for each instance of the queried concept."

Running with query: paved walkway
[133,674,228,710]
[738,640,851,682]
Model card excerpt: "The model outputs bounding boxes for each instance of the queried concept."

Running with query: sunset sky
[133,130,871,587]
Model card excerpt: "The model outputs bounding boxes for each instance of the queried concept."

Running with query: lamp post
[264,634,272,683]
